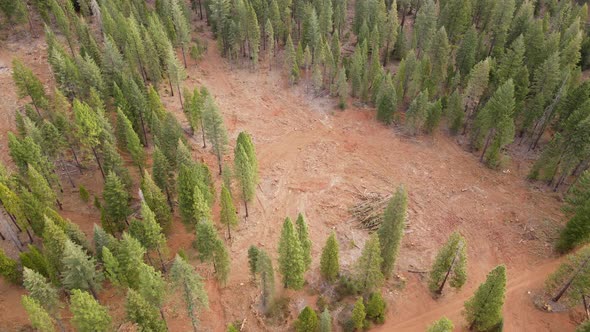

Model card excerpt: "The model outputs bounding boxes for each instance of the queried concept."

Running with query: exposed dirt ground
[0,20,582,332]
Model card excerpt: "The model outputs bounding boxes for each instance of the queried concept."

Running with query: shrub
[79,185,90,203]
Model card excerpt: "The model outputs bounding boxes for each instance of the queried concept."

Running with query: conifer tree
[427,317,454,332]
[412,0,436,54]
[455,26,478,78]
[546,245,590,305]
[354,233,384,292]
[203,95,229,175]
[193,185,211,224]
[425,99,443,134]
[447,89,465,135]
[126,288,167,332]
[278,217,306,289]
[21,295,55,332]
[42,217,68,280]
[170,255,209,332]
[0,248,20,284]
[296,213,312,270]
[73,100,105,179]
[462,58,491,134]
[170,0,191,68]
[117,233,147,287]
[320,232,340,282]
[194,219,230,284]
[141,171,172,233]
[61,240,102,299]
[117,109,145,173]
[102,171,130,234]
[137,263,167,325]
[295,306,319,332]
[152,146,174,210]
[428,232,467,295]
[23,268,59,316]
[248,245,259,280]
[336,67,348,109]
[27,165,58,209]
[429,28,450,96]
[405,91,429,135]
[319,308,332,332]
[378,186,407,278]
[285,34,298,83]
[12,59,48,116]
[20,247,51,283]
[177,164,200,226]
[256,249,275,311]
[70,289,112,332]
[472,80,515,168]
[129,202,167,270]
[220,184,238,239]
[102,247,122,286]
[351,296,366,330]
[234,144,255,218]
[463,265,506,331]
[376,75,397,124]
[350,41,368,98]
[366,292,386,324]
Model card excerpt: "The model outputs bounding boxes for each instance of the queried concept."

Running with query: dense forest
[2,0,590,331]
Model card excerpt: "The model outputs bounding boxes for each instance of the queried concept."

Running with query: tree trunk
[7,213,22,233]
[26,228,34,243]
[168,77,175,96]
[583,293,590,321]
[201,118,207,148]
[227,222,231,240]
[0,230,5,240]
[176,81,184,111]
[480,129,494,162]
[56,199,63,210]
[157,247,167,272]
[436,242,463,294]
[138,111,149,147]
[88,284,99,300]
[60,158,75,188]
[552,256,590,302]
[165,187,174,212]
[91,147,105,180]
[70,146,83,174]
[181,44,188,68]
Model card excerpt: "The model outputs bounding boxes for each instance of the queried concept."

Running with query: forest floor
[0,20,583,331]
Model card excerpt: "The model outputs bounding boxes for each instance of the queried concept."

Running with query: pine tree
[412,0,436,54]
[378,186,407,278]
[42,216,68,280]
[194,220,230,284]
[455,25,478,78]
[336,67,348,109]
[21,295,56,332]
[463,265,506,331]
[0,248,21,284]
[295,213,312,270]
[351,297,366,330]
[319,308,332,332]
[472,79,515,168]
[546,245,590,305]
[429,28,450,96]
[278,217,306,289]
[170,0,191,68]
[152,146,174,210]
[170,255,209,332]
[257,249,275,311]
[220,184,238,239]
[27,165,58,209]
[23,268,59,315]
[354,233,384,292]
[193,185,211,224]
[117,109,145,173]
[248,245,259,280]
[405,91,429,135]
[295,306,319,332]
[61,240,102,299]
[12,59,48,116]
[447,89,465,135]
[376,74,397,124]
[234,144,255,218]
[427,317,454,332]
[137,262,167,325]
[117,233,147,287]
[20,247,51,280]
[320,232,339,282]
[428,232,467,295]
[203,95,228,175]
[425,99,443,134]
[366,292,386,324]
[102,171,130,234]
[125,288,167,332]
[73,100,105,179]
[129,202,167,270]
[141,171,172,234]
[462,58,491,133]
[70,289,112,332]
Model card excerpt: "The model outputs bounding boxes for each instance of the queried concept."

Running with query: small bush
[0,249,21,284]
[93,196,101,209]
[266,295,290,324]
[79,185,90,203]
[335,274,359,299]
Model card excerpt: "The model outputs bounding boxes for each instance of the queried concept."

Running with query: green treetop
[463,265,506,331]
[70,289,112,332]
[278,217,306,289]
[320,232,340,282]
[428,232,467,295]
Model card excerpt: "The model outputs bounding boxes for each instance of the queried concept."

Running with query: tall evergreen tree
[472,79,515,168]
[116,109,145,173]
[320,232,339,282]
[546,245,590,305]
[125,288,167,332]
[428,232,467,295]
[462,58,491,134]
[234,142,256,217]
[137,263,168,326]
[170,255,209,332]
[21,295,55,332]
[12,59,48,116]
[455,26,478,78]
[23,267,59,316]
[412,0,436,54]
[354,233,384,292]
[319,308,332,332]
[152,146,174,210]
[296,213,312,270]
[70,289,112,332]
[351,296,366,330]
[61,240,102,299]
[256,249,275,311]
[203,95,229,175]
[278,217,306,289]
[141,171,172,234]
[295,306,319,332]
[378,186,407,278]
[220,184,238,239]
[102,171,130,234]
[463,265,506,331]
[129,202,167,271]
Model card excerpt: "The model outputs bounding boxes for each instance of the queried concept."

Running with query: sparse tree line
[0,0,259,331]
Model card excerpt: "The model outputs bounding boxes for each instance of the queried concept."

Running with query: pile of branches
[348,192,391,231]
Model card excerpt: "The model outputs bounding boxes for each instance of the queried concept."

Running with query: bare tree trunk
[91,147,105,180]
[157,247,167,272]
[69,146,83,174]
[60,158,75,188]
